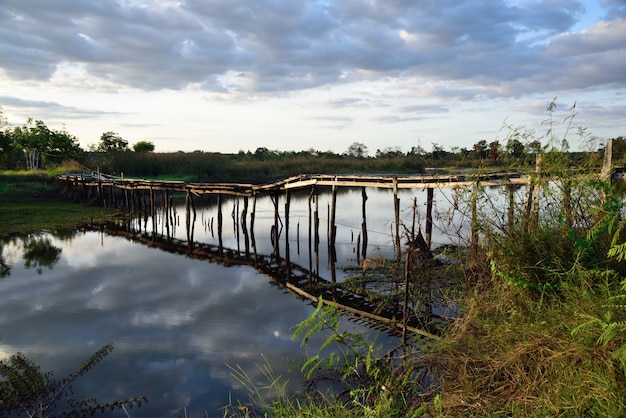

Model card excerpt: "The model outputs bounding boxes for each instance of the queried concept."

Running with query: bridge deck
[60,172,529,196]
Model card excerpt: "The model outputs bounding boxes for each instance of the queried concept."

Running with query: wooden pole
[425,188,434,249]
[329,184,337,263]
[251,192,257,266]
[241,196,249,256]
[285,190,291,279]
[393,178,401,261]
[217,193,223,255]
[315,189,320,278]
[531,153,541,232]
[361,187,368,260]
[186,190,191,246]
[601,138,613,181]
[308,189,314,282]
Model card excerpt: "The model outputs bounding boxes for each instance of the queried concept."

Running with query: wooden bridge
[60,171,529,253]
[60,172,529,195]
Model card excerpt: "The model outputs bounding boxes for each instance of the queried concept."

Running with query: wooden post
[241,196,249,256]
[189,191,196,245]
[251,192,257,266]
[531,153,541,232]
[271,194,280,258]
[315,189,320,278]
[393,178,401,261]
[600,138,613,204]
[361,187,368,260]
[285,190,291,279]
[508,184,515,233]
[186,189,191,246]
[308,189,314,282]
[217,193,223,255]
[601,138,613,181]
[425,188,434,249]
[329,184,337,262]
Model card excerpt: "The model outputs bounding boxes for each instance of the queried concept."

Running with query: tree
[375,147,403,158]
[133,140,155,153]
[11,119,51,170]
[506,138,525,158]
[47,128,83,162]
[431,142,446,160]
[488,140,501,160]
[95,131,129,152]
[10,119,81,170]
[0,110,15,169]
[473,140,488,160]
[527,140,542,154]
[346,142,368,158]
[611,136,626,160]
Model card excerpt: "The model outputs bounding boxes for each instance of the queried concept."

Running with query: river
[0,186,484,417]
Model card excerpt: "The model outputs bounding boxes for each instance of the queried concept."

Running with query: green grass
[0,171,119,236]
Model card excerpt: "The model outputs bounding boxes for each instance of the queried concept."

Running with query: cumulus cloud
[1,0,621,99]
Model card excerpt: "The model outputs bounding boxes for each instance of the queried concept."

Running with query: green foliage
[571,194,626,374]
[226,298,432,417]
[9,119,83,171]
[93,131,129,153]
[0,344,147,417]
[132,140,155,153]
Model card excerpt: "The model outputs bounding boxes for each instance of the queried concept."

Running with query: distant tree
[47,127,83,161]
[611,136,626,160]
[345,142,368,158]
[133,140,155,153]
[506,139,525,158]
[0,129,12,169]
[376,147,403,158]
[254,147,272,160]
[431,143,446,160]
[10,119,82,170]
[488,140,501,160]
[473,140,488,160]
[527,140,542,154]
[0,109,14,169]
[95,131,129,152]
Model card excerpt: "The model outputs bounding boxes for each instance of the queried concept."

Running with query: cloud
[0,0,616,99]
[0,95,121,120]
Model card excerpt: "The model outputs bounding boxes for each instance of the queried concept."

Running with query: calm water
[0,186,489,417]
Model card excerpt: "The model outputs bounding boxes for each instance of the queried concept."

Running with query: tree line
[1,107,622,183]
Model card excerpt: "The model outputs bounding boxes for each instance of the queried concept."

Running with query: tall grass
[223,103,626,417]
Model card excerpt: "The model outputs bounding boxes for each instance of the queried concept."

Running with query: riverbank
[0,172,119,236]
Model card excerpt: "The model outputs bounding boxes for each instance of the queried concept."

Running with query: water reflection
[0,231,341,417]
[0,187,480,417]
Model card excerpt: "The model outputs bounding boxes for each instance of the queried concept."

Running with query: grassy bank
[0,171,118,236]
[223,164,626,417]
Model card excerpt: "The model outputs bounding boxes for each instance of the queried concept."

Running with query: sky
[0,0,625,154]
